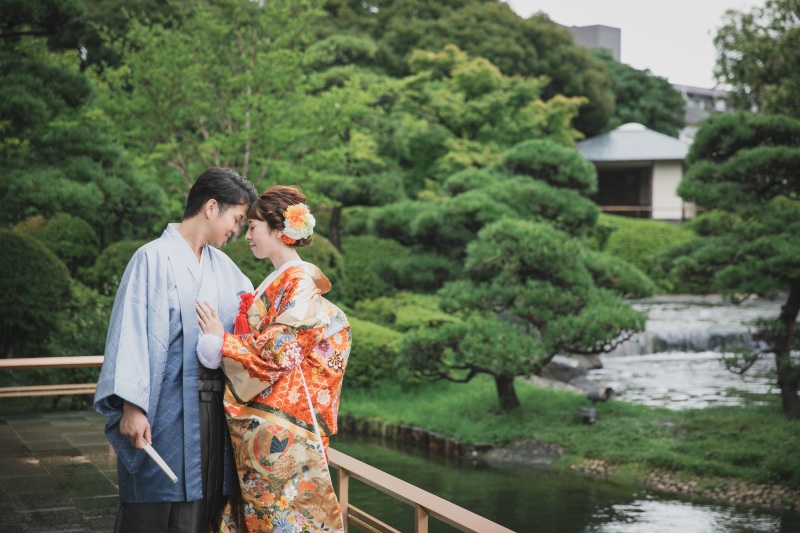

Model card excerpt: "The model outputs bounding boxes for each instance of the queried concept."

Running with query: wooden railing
[0,356,515,533]
[329,448,514,533]
[0,356,103,397]
[599,204,699,220]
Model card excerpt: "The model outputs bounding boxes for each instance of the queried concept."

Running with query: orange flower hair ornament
[282,203,315,245]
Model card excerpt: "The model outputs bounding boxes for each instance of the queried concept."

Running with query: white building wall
[651,161,685,220]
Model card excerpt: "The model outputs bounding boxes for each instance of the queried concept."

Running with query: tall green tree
[590,48,685,137]
[714,0,800,117]
[0,0,88,52]
[98,0,325,195]
[401,217,649,410]
[80,0,176,67]
[0,36,167,245]
[662,112,800,420]
[99,0,404,238]
[300,38,405,249]
[13,213,99,276]
[322,0,614,136]
[385,44,585,196]
[388,140,653,410]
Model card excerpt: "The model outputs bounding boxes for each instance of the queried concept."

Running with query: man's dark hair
[183,167,258,219]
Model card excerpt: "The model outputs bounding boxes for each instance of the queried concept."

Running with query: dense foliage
[82,239,147,296]
[0,230,72,358]
[714,0,800,118]
[597,214,694,293]
[590,48,686,137]
[13,213,99,276]
[338,235,408,305]
[0,36,168,245]
[662,112,800,419]
[344,316,402,389]
[322,0,614,136]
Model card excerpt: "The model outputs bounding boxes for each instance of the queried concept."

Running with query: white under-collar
[254,259,304,298]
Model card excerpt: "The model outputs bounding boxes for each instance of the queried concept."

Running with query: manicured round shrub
[493,139,598,195]
[374,253,463,293]
[600,214,694,292]
[339,205,371,236]
[353,292,459,332]
[344,316,402,389]
[582,250,656,298]
[0,230,71,357]
[367,200,428,247]
[13,213,99,275]
[339,235,409,306]
[85,239,147,295]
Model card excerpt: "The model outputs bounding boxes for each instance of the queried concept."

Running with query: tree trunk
[330,205,342,252]
[495,374,520,411]
[775,280,800,420]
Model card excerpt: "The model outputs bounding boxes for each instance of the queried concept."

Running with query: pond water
[335,297,800,532]
[589,296,785,409]
[332,434,800,533]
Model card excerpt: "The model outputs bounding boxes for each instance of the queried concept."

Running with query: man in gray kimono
[95,167,257,533]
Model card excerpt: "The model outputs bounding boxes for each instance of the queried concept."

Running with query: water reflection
[587,498,792,533]
[590,298,784,410]
[331,434,800,533]
[332,299,800,531]
[589,352,777,409]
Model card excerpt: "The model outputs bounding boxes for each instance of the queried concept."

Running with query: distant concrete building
[563,24,621,60]
[561,22,735,142]
[576,123,694,221]
[672,84,734,142]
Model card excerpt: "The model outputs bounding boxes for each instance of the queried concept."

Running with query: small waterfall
[609,296,779,356]
[610,329,757,356]
[589,296,785,409]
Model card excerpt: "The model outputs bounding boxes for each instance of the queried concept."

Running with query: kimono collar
[254,260,332,298]
[164,223,206,282]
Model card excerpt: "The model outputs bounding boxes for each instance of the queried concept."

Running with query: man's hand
[120,401,151,449]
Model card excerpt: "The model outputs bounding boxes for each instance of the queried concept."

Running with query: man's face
[209,202,247,248]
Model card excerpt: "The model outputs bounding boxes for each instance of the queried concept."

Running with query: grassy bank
[339,375,800,491]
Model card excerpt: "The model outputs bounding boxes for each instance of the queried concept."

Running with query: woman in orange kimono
[196,185,350,533]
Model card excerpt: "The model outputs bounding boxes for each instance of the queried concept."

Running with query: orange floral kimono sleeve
[222,273,326,403]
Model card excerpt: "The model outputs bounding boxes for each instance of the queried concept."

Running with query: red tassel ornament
[235,292,254,335]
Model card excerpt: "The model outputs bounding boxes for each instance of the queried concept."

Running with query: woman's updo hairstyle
[247,185,314,248]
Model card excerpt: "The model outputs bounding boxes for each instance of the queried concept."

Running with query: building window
[593,167,652,218]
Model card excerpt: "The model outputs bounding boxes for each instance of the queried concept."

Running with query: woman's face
[245,218,280,260]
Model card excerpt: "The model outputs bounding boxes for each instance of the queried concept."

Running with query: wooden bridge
[0,356,514,533]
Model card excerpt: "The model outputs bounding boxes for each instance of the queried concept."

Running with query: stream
[338,296,800,532]
[589,296,784,409]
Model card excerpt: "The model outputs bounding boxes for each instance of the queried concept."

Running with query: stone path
[0,410,118,532]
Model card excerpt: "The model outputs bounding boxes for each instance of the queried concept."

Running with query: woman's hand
[196,300,224,338]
